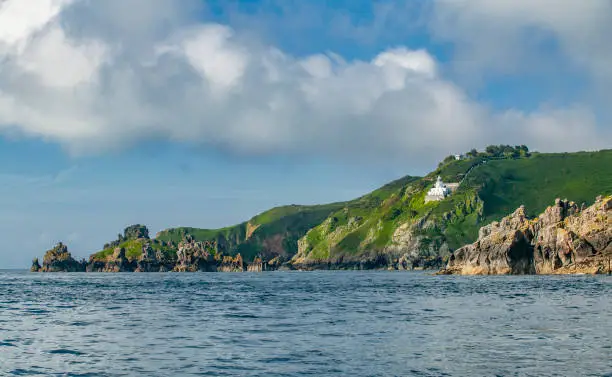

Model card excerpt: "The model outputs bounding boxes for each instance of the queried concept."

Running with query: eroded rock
[39,243,86,272]
[440,196,612,275]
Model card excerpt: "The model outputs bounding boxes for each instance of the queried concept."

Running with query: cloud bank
[0,0,609,163]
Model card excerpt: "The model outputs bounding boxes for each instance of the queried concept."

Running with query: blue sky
[1,0,611,268]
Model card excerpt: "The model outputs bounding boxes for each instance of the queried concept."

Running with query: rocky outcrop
[245,256,289,271]
[247,257,264,272]
[173,237,218,272]
[135,243,173,272]
[36,243,86,272]
[87,247,135,272]
[219,254,244,272]
[439,196,612,275]
[266,256,286,271]
[291,252,392,271]
[30,258,41,272]
[124,224,150,240]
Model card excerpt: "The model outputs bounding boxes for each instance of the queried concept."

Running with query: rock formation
[247,257,264,272]
[266,256,286,271]
[219,254,244,272]
[135,243,173,272]
[35,243,86,272]
[173,236,218,272]
[30,258,41,272]
[439,196,611,275]
[87,247,135,272]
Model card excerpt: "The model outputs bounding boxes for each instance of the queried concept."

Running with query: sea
[0,270,611,376]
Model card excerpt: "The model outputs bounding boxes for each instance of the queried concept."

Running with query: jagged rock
[440,196,612,275]
[220,254,244,272]
[173,237,217,272]
[123,224,150,240]
[30,258,41,272]
[135,243,171,272]
[247,257,264,272]
[39,242,86,272]
[266,256,285,271]
[101,247,134,272]
[396,254,412,270]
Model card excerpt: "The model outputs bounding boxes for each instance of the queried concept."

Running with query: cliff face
[290,179,478,271]
[440,196,612,275]
[156,203,346,265]
[291,150,612,271]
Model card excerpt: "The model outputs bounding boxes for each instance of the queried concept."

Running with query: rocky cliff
[439,196,612,275]
[173,236,218,272]
[31,148,612,273]
[34,231,276,272]
[290,149,612,270]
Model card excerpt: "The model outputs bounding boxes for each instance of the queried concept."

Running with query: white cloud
[168,25,249,93]
[18,26,107,88]
[430,0,612,80]
[0,0,609,164]
[0,0,71,49]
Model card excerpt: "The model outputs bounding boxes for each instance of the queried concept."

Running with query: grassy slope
[297,176,425,261]
[297,149,612,262]
[471,151,612,220]
[155,202,348,261]
[97,150,611,264]
[91,239,176,261]
[442,150,612,248]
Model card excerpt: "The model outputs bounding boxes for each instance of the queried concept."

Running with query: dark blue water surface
[0,271,611,376]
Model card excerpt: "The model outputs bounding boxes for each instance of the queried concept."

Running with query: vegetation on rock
[32,146,612,272]
[292,148,612,269]
[439,196,612,275]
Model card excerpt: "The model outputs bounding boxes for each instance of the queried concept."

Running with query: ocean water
[0,271,611,377]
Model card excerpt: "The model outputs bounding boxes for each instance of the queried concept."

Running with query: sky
[1,0,611,268]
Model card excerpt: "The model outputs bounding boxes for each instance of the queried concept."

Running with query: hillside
[55,147,612,271]
[292,148,612,269]
[155,202,349,262]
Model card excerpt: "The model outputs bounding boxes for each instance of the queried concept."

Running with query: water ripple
[0,271,611,376]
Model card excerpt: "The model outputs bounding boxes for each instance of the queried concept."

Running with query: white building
[425,176,452,202]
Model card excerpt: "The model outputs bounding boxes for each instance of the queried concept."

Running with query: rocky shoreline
[438,196,611,275]
[31,240,445,273]
[31,237,289,273]
[31,244,444,273]
[30,196,610,275]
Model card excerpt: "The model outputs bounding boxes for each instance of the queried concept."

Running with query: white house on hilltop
[425,176,458,202]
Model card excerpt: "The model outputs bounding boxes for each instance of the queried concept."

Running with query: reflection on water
[0,271,611,376]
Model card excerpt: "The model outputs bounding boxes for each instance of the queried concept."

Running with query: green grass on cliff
[465,150,612,221]
[155,202,347,261]
[295,149,612,262]
[429,150,612,249]
[91,239,176,261]
[90,149,611,265]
